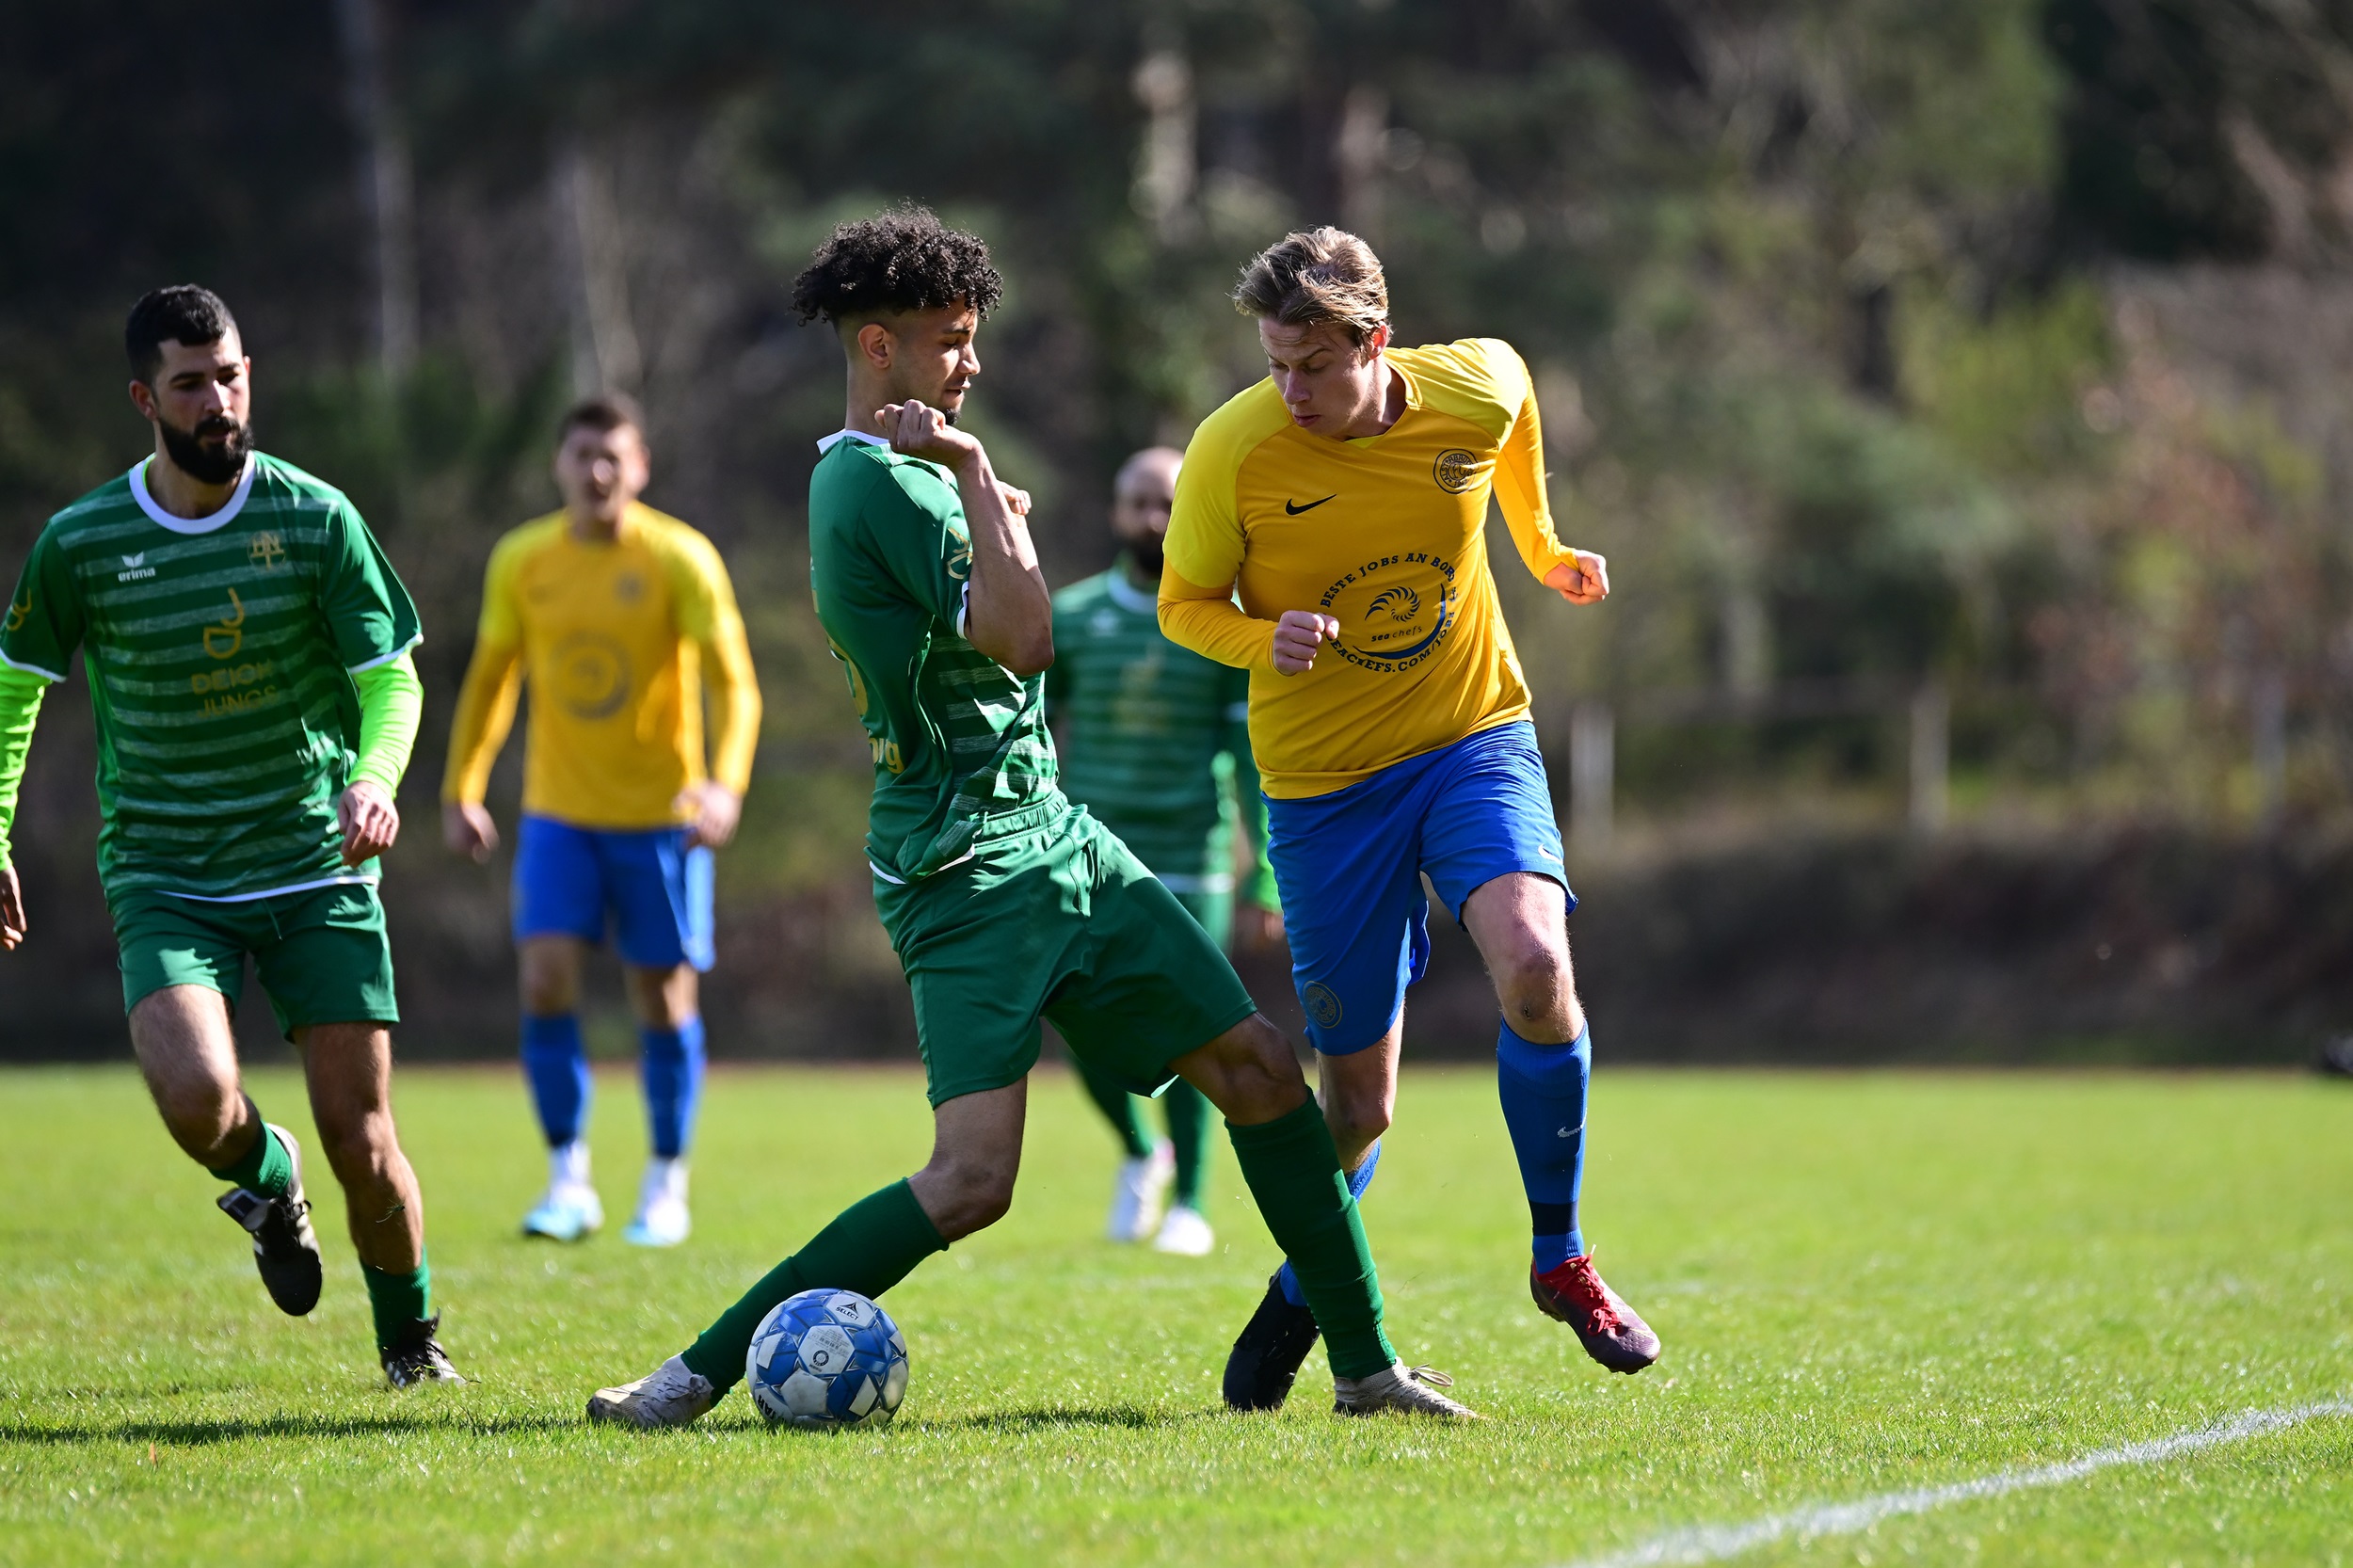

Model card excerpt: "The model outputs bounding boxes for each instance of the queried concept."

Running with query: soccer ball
[745,1288,909,1430]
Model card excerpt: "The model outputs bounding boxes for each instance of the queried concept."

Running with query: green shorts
[112,881,399,1040]
[1172,885,1235,954]
[873,803,1258,1106]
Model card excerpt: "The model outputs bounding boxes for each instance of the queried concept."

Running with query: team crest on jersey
[1433,448,1481,494]
[615,571,646,604]
[248,531,287,570]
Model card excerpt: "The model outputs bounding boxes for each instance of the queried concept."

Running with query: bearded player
[588,208,1473,1426]
[1045,446,1283,1256]
[442,392,761,1249]
[1159,229,1661,1409]
[0,285,458,1385]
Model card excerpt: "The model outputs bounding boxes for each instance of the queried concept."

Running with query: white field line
[1561,1400,2353,1568]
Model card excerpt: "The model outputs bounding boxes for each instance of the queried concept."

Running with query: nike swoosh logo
[1285,495,1336,515]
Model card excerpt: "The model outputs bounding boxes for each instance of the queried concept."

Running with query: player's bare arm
[0,863,24,951]
[880,398,1052,676]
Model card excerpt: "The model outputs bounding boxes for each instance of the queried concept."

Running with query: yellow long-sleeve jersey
[1159,337,1576,799]
[441,503,760,829]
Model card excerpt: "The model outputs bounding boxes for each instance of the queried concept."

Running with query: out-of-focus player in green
[1046,447,1282,1256]
[0,285,458,1386]
[586,208,1475,1427]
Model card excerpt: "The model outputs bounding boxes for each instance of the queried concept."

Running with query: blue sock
[1497,1020,1590,1271]
[640,1016,706,1160]
[1276,1139,1382,1307]
[521,1013,590,1147]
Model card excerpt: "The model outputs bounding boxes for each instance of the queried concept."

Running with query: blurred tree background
[10,0,2353,1061]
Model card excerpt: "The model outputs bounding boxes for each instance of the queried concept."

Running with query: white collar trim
[130,456,256,535]
[1104,568,1159,615]
[816,429,891,455]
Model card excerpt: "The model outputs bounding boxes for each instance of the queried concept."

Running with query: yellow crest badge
[247,531,287,570]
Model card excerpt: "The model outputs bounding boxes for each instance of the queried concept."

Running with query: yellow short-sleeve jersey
[1159,338,1574,798]
[441,503,760,829]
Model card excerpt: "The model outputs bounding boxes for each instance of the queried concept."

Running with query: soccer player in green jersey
[588,209,1471,1425]
[1045,446,1283,1256]
[0,286,459,1386]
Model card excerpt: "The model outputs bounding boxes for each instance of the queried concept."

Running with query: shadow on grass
[915,1404,1206,1434]
[1,1412,579,1448]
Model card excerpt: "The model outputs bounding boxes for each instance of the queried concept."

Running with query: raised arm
[881,399,1052,676]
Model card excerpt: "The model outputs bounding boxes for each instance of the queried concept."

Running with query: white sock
[641,1156,687,1205]
[551,1140,591,1189]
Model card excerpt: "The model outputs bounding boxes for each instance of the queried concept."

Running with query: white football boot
[1152,1204,1215,1256]
[522,1141,603,1241]
[1332,1363,1483,1419]
[1105,1141,1175,1242]
[624,1158,691,1247]
[585,1354,716,1429]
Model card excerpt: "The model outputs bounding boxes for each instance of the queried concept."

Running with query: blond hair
[1232,228,1388,344]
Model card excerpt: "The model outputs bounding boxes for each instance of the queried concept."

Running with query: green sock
[1076,1056,1153,1160]
[1226,1099,1396,1380]
[1164,1078,1213,1208]
[680,1178,946,1392]
[361,1252,432,1350]
[205,1111,293,1200]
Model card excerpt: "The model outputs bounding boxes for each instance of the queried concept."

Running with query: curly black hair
[791,205,1004,326]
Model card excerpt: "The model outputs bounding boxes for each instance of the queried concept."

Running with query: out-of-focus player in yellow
[442,392,760,1248]
[1160,228,1660,1410]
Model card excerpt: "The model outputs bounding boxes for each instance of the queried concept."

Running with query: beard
[1128,536,1165,576]
[158,412,253,485]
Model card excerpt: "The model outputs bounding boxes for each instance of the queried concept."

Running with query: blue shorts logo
[1303,982,1344,1031]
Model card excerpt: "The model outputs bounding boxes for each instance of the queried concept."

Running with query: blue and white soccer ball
[745,1288,909,1430]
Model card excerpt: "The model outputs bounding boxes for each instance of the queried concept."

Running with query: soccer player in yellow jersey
[1160,228,1662,1408]
[441,392,760,1248]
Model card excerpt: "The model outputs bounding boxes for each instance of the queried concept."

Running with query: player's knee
[1183,1014,1306,1124]
[922,1160,1016,1241]
[1494,944,1577,1032]
[316,1107,399,1187]
[1328,1095,1392,1153]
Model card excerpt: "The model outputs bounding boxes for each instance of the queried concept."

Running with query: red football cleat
[1531,1252,1661,1373]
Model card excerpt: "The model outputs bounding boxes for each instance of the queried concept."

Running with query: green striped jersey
[1045,562,1275,903]
[1,454,422,901]
[807,431,1062,882]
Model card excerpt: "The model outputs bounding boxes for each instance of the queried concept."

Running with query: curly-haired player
[587,207,1476,1427]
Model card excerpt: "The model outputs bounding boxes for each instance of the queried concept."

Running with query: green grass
[3,1065,2350,1566]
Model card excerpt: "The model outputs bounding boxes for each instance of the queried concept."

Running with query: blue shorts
[511,815,715,971]
[1265,721,1571,1055]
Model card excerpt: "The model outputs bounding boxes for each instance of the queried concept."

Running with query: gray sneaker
[1332,1362,1483,1419]
[216,1124,322,1317]
[586,1354,717,1430]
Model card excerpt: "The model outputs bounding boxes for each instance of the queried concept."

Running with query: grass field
[2,1064,2349,1567]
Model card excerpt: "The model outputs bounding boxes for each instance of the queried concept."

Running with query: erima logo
[118,552,155,582]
